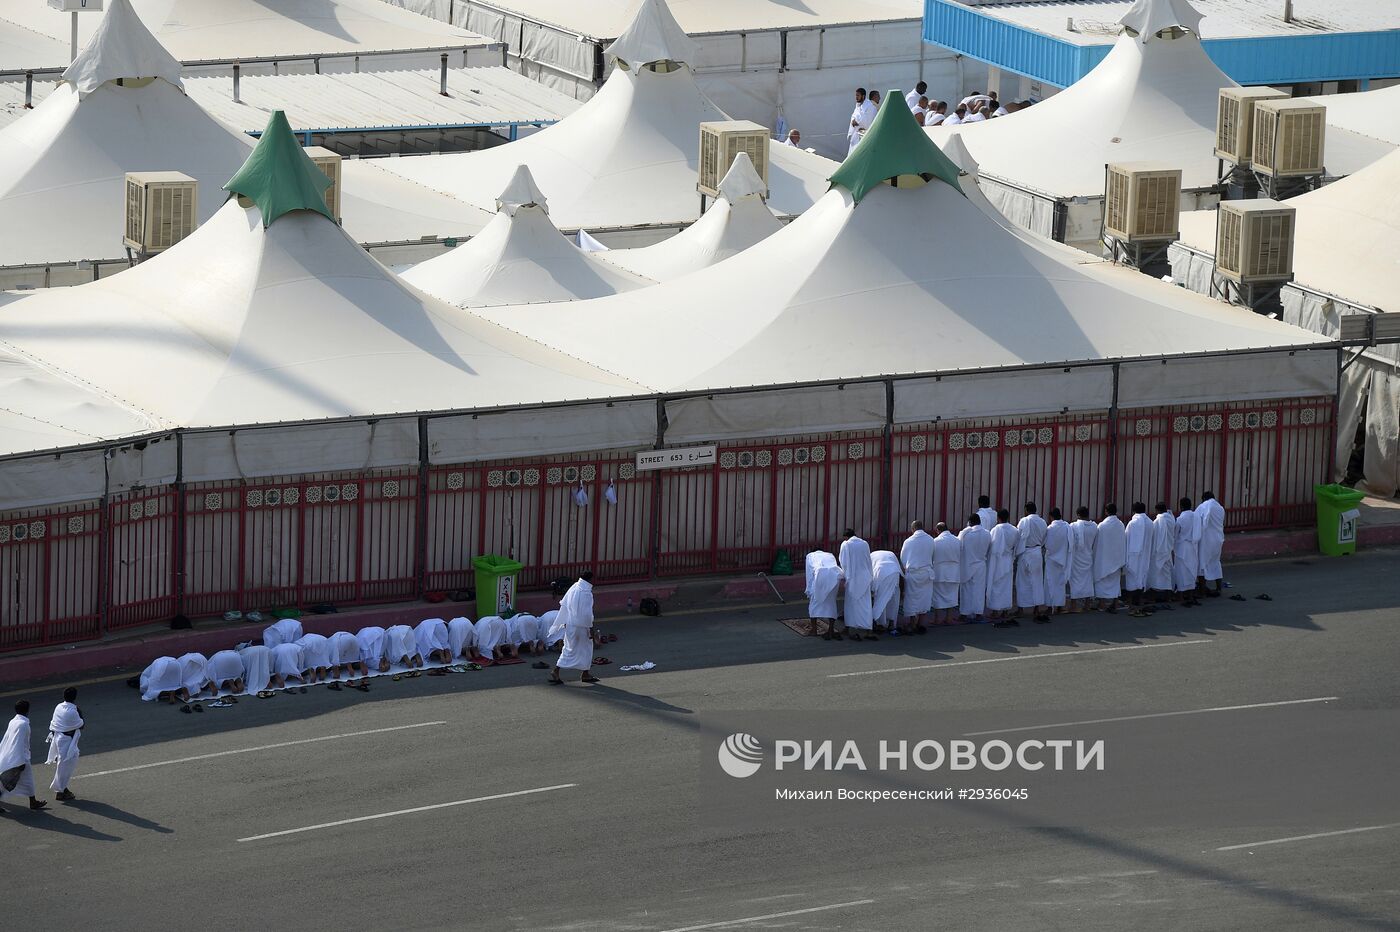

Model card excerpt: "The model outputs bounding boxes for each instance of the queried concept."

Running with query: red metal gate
[0,501,101,649]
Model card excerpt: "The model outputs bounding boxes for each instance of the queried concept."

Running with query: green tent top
[828,89,965,204]
[223,110,333,227]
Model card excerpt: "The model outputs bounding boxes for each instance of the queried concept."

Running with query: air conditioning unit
[304,146,342,222]
[697,120,769,199]
[1253,99,1326,177]
[1215,86,1288,166]
[1215,199,1295,284]
[1103,162,1181,242]
[123,171,197,255]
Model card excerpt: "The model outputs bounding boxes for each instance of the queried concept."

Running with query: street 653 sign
[636,445,717,472]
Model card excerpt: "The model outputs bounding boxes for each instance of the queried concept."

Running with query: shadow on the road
[0,805,122,842]
[66,797,173,834]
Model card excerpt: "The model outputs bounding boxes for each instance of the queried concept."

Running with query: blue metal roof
[924,0,1400,88]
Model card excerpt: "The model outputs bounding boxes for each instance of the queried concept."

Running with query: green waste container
[1314,484,1364,556]
[472,554,524,616]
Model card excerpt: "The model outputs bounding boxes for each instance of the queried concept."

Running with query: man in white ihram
[1150,501,1176,602]
[1094,504,1127,612]
[847,87,876,154]
[1195,492,1227,598]
[46,688,83,802]
[838,529,875,640]
[806,550,841,639]
[958,514,992,622]
[1,700,46,812]
[1068,506,1098,612]
[931,523,962,626]
[1043,508,1071,615]
[549,572,600,685]
[870,549,903,634]
[1015,502,1050,623]
[899,521,935,633]
[1124,502,1154,617]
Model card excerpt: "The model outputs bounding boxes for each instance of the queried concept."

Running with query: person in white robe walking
[1044,508,1071,614]
[931,523,963,625]
[1015,503,1050,622]
[1068,507,1098,612]
[958,514,992,621]
[1173,498,1202,605]
[870,550,904,634]
[1195,492,1226,596]
[847,87,876,154]
[46,688,83,801]
[899,522,936,631]
[1124,502,1154,616]
[988,509,1019,625]
[838,530,875,640]
[1,700,45,812]
[1094,504,1127,611]
[806,550,841,638]
[1150,502,1176,599]
[550,573,599,684]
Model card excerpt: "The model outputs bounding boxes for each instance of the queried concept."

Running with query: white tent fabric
[401,167,655,307]
[63,0,183,98]
[356,49,835,232]
[600,152,782,281]
[0,199,642,462]
[1120,0,1203,40]
[929,15,1393,203]
[1309,84,1400,148]
[471,168,1332,396]
[0,347,159,456]
[605,0,698,67]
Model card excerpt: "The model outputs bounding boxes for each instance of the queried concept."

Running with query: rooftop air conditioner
[697,120,769,200]
[1215,199,1295,284]
[1215,86,1288,166]
[303,146,342,222]
[1253,99,1326,177]
[1103,162,1181,243]
[123,171,196,255]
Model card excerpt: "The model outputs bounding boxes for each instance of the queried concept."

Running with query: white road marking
[963,697,1339,736]
[79,721,446,779]
[237,783,578,842]
[657,899,877,932]
[1216,824,1400,852]
[828,639,1211,678]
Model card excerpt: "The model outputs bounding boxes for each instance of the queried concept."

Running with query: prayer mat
[780,618,832,637]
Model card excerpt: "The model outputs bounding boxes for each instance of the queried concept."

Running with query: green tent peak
[224,111,333,228]
[828,89,965,203]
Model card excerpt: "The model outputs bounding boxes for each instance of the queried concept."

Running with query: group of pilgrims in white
[133,573,601,708]
[806,493,1228,636]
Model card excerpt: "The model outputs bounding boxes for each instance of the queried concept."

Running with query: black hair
[1104,503,1118,516]
[63,687,77,703]
[968,514,980,526]
[1132,502,1147,514]
[15,699,29,716]
[1049,507,1062,519]
[1024,502,1037,515]
[915,80,927,93]
[1201,491,1215,501]
[977,495,990,507]
[996,508,1010,522]
[1179,497,1194,511]
[1076,506,1090,519]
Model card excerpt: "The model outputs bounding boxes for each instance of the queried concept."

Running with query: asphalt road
[4,550,1400,931]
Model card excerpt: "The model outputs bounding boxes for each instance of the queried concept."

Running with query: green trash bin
[1314,484,1364,556]
[472,554,524,616]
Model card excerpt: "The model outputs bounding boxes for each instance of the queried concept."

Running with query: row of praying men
[137,613,567,704]
[806,493,1226,633]
[1,692,83,812]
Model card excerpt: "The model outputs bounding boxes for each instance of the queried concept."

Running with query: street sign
[636,445,717,472]
[48,0,103,11]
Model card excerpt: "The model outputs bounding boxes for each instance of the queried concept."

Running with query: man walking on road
[550,572,600,685]
[1,700,47,813]
[46,688,84,802]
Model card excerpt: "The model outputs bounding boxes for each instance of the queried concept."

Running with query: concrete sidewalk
[4,503,1398,688]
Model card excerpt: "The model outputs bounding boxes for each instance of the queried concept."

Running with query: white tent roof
[599,153,782,280]
[0,196,640,453]
[469,146,1327,394]
[354,55,834,234]
[401,167,655,306]
[929,17,1393,199]
[1307,84,1400,148]
[62,0,183,98]
[605,0,698,66]
[1,0,493,67]
[0,345,160,456]
[1179,147,1400,313]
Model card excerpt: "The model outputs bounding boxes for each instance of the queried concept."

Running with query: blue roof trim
[924,0,1400,88]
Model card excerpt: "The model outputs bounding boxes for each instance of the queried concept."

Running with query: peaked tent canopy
[830,89,963,202]
[62,0,183,98]
[401,166,654,307]
[605,0,699,67]
[224,112,334,227]
[1120,0,1203,40]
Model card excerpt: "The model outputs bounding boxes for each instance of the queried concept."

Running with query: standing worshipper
[1150,502,1177,602]
[1124,503,1154,616]
[806,550,842,639]
[847,87,876,154]
[549,572,599,685]
[46,689,83,802]
[1068,506,1098,612]
[1044,508,1071,615]
[976,495,998,535]
[958,515,992,622]
[931,522,962,626]
[0,700,45,811]
[838,530,876,640]
[899,522,936,632]
[1015,503,1050,623]
[870,550,904,634]
[1195,492,1226,597]
[905,81,928,110]
[1094,504,1127,612]
[1174,498,1202,606]
[988,509,1019,626]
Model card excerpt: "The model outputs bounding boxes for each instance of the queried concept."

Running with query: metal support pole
[415,417,430,599]
[174,432,186,618]
[440,53,449,96]
[232,63,241,103]
[24,71,33,109]
[70,11,78,63]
